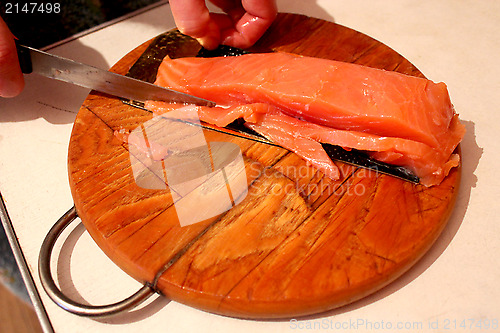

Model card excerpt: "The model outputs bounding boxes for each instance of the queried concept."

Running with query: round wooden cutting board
[67,13,461,318]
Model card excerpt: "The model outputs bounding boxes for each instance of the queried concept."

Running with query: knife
[15,43,215,106]
[15,41,419,184]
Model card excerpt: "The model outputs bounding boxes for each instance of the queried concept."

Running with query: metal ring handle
[38,206,155,317]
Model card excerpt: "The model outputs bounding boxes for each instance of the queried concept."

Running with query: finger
[241,0,278,20]
[169,0,221,49]
[0,17,24,97]
[209,0,244,17]
[220,0,277,48]
[211,13,235,32]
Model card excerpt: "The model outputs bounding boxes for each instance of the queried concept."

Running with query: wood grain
[0,283,43,333]
[67,13,460,318]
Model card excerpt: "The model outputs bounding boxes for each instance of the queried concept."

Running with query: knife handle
[15,41,33,74]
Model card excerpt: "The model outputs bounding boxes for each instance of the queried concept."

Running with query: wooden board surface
[67,13,461,318]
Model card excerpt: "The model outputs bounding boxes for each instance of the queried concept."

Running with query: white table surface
[1,1,499,332]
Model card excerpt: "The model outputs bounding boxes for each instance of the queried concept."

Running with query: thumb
[0,17,24,97]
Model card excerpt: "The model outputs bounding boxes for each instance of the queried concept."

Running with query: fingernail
[196,37,219,50]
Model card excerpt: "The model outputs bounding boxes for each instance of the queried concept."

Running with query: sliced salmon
[154,53,463,148]
[245,110,462,186]
[146,52,465,186]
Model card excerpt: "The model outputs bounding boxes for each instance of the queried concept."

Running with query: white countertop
[0,1,499,332]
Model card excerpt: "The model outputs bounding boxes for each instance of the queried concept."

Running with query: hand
[169,0,277,50]
[0,16,24,97]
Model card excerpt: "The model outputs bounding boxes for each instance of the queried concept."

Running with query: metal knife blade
[15,44,215,106]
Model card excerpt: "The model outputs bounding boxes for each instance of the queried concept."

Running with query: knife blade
[15,43,215,106]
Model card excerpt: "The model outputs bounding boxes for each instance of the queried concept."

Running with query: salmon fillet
[146,52,465,186]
